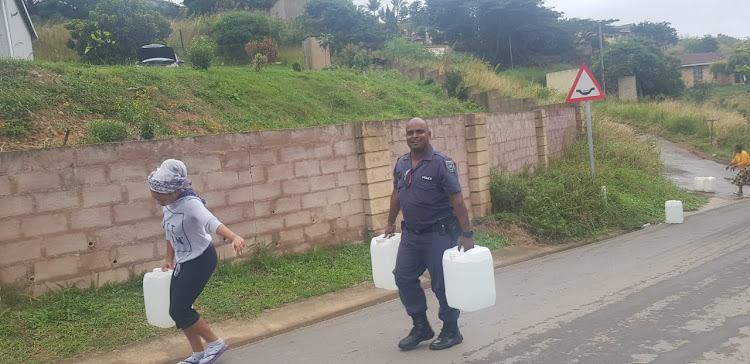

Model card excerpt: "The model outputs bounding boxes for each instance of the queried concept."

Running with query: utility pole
[599,22,606,96]
[509,36,514,70]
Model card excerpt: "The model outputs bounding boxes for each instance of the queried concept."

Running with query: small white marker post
[565,63,606,182]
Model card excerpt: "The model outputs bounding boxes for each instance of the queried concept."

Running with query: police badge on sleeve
[445,160,456,173]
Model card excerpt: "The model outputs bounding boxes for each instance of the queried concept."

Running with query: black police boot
[397,312,435,350]
[429,321,463,350]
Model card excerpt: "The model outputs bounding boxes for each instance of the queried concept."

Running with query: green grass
[593,99,750,160]
[474,233,512,250]
[0,234,510,364]
[0,60,484,146]
[490,121,707,240]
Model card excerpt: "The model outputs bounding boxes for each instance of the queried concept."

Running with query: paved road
[657,137,739,199]
[222,200,750,364]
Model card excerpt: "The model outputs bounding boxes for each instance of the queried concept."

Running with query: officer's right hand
[384,223,396,238]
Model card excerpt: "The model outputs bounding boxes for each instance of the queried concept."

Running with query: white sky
[352,0,750,39]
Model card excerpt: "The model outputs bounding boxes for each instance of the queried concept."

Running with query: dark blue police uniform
[393,145,461,323]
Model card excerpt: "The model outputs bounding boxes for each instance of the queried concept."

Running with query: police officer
[384,117,475,351]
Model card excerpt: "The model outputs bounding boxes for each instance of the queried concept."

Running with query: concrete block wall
[0,125,365,294]
[0,108,580,294]
[539,104,578,158]
[486,111,539,173]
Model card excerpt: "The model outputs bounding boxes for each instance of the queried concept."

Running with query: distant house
[605,23,635,43]
[0,0,38,60]
[678,52,733,88]
[271,0,305,20]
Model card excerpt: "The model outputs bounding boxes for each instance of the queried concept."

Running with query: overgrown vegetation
[189,38,215,70]
[64,0,171,64]
[489,121,706,240]
[595,99,749,159]
[0,60,483,150]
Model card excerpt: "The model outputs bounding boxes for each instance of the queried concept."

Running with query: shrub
[252,53,269,72]
[335,44,372,72]
[85,120,129,143]
[443,69,469,101]
[292,61,302,72]
[245,37,278,64]
[687,82,714,104]
[211,12,274,63]
[189,38,214,70]
[489,172,529,214]
[65,0,171,64]
[381,37,434,65]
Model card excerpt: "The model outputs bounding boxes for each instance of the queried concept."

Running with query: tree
[26,0,180,20]
[303,0,395,52]
[592,37,684,97]
[631,21,678,48]
[390,0,408,21]
[65,0,171,64]
[683,35,719,53]
[366,0,381,16]
[427,0,573,66]
[727,41,750,82]
[210,12,275,62]
[562,18,618,52]
[183,0,275,15]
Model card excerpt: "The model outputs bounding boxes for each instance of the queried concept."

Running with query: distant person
[726,145,750,196]
[384,117,475,351]
[148,159,245,364]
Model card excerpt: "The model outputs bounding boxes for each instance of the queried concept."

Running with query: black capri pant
[169,244,217,329]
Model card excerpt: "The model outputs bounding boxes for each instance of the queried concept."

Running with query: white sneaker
[199,340,228,364]
[178,353,203,364]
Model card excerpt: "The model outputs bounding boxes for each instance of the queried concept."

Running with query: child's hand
[231,236,245,255]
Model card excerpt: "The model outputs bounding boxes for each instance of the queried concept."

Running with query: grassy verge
[594,99,749,160]
[0,232,509,364]
[458,59,566,104]
[489,121,707,240]
[0,60,483,149]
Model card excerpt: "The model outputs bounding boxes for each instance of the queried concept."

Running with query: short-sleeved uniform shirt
[393,146,462,231]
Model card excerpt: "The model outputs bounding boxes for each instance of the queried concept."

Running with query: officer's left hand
[458,237,475,251]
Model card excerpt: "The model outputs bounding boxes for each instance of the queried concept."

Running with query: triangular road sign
[565,63,605,103]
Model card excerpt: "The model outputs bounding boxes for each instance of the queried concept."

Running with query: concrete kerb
[59,197,743,364]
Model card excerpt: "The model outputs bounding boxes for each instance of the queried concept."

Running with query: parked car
[137,44,183,67]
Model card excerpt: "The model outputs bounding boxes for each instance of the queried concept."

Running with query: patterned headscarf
[148,159,191,194]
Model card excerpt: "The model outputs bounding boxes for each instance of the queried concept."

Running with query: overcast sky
[352,0,750,39]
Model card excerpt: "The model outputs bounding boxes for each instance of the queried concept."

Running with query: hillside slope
[0,61,484,151]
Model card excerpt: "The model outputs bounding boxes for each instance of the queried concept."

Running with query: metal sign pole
[586,101,596,181]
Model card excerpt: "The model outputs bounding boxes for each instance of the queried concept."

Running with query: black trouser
[169,244,217,329]
[393,230,460,323]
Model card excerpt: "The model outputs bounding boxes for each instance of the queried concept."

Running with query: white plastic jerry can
[665,200,684,224]
[370,234,401,290]
[694,177,705,192]
[703,177,716,193]
[143,268,176,328]
[442,246,496,312]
